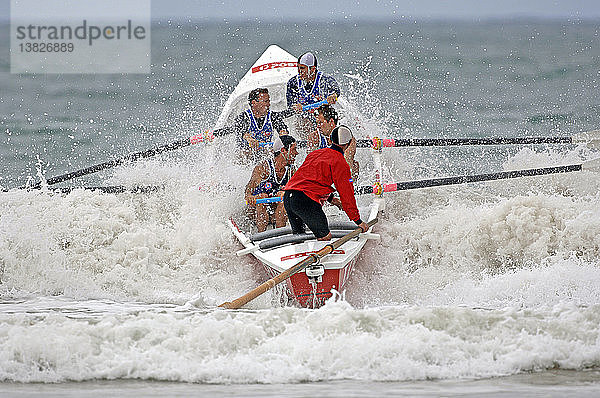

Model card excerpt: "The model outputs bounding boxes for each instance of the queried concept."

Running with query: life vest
[252,158,292,196]
[296,71,324,106]
[244,109,273,145]
[318,133,329,149]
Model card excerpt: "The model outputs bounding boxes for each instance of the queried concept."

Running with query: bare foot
[317,233,332,241]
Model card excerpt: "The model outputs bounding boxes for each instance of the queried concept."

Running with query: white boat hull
[229,199,381,307]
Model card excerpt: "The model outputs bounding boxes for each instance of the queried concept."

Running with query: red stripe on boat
[252,61,298,73]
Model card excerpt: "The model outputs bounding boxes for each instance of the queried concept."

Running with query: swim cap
[298,52,317,68]
[331,125,353,146]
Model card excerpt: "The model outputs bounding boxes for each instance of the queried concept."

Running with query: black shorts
[283,190,329,239]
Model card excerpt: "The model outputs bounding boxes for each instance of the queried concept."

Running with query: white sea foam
[0,146,258,305]
[0,299,599,383]
[2,138,600,305]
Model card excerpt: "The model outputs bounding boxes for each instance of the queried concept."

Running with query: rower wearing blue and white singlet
[228,88,289,161]
[250,156,293,197]
[296,70,324,107]
[286,52,340,119]
[317,132,329,149]
[245,135,299,232]
[245,107,274,146]
[310,104,338,151]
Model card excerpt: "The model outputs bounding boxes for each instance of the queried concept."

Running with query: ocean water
[1,19,600,396]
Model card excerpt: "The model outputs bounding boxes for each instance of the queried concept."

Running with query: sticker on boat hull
[281,249,345,261]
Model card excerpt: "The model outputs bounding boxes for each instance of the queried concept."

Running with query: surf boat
[220,45,381,307]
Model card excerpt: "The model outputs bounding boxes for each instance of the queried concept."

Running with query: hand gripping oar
[261,141,310,149]
[218,217,378,309]
[23,129,228,190]
[355,130,600,149]
[356,158,600,195]
[302,99,329,111]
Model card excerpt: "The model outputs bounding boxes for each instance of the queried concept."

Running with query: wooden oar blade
[582,157,600,172]
[572,130,600,149]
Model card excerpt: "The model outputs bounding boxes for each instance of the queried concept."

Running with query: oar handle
[302,99,328,111]
[255,196,282,204]
[329,218,378,250]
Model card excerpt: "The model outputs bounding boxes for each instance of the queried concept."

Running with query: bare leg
[273,202,287,228]
[349,159,360,182]
[255,204,270,232]
[245,205,256,226]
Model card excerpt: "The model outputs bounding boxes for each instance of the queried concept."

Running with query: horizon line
[1,15,600,24]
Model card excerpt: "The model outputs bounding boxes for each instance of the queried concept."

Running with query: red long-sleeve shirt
[284,146,361,222]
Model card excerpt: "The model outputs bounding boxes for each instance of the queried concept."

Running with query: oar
[356,158,600,195]
[52,185,163,194]
[23,129,228,190]
[219,217,378,309]
[267,130,600,150]
[260,141,310,148]
[255,197,283,204]
[3,185,161,194]
[302,99,328,111]
[355,130,600,148]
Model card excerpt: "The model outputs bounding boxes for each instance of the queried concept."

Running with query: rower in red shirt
[283,125,368,241]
